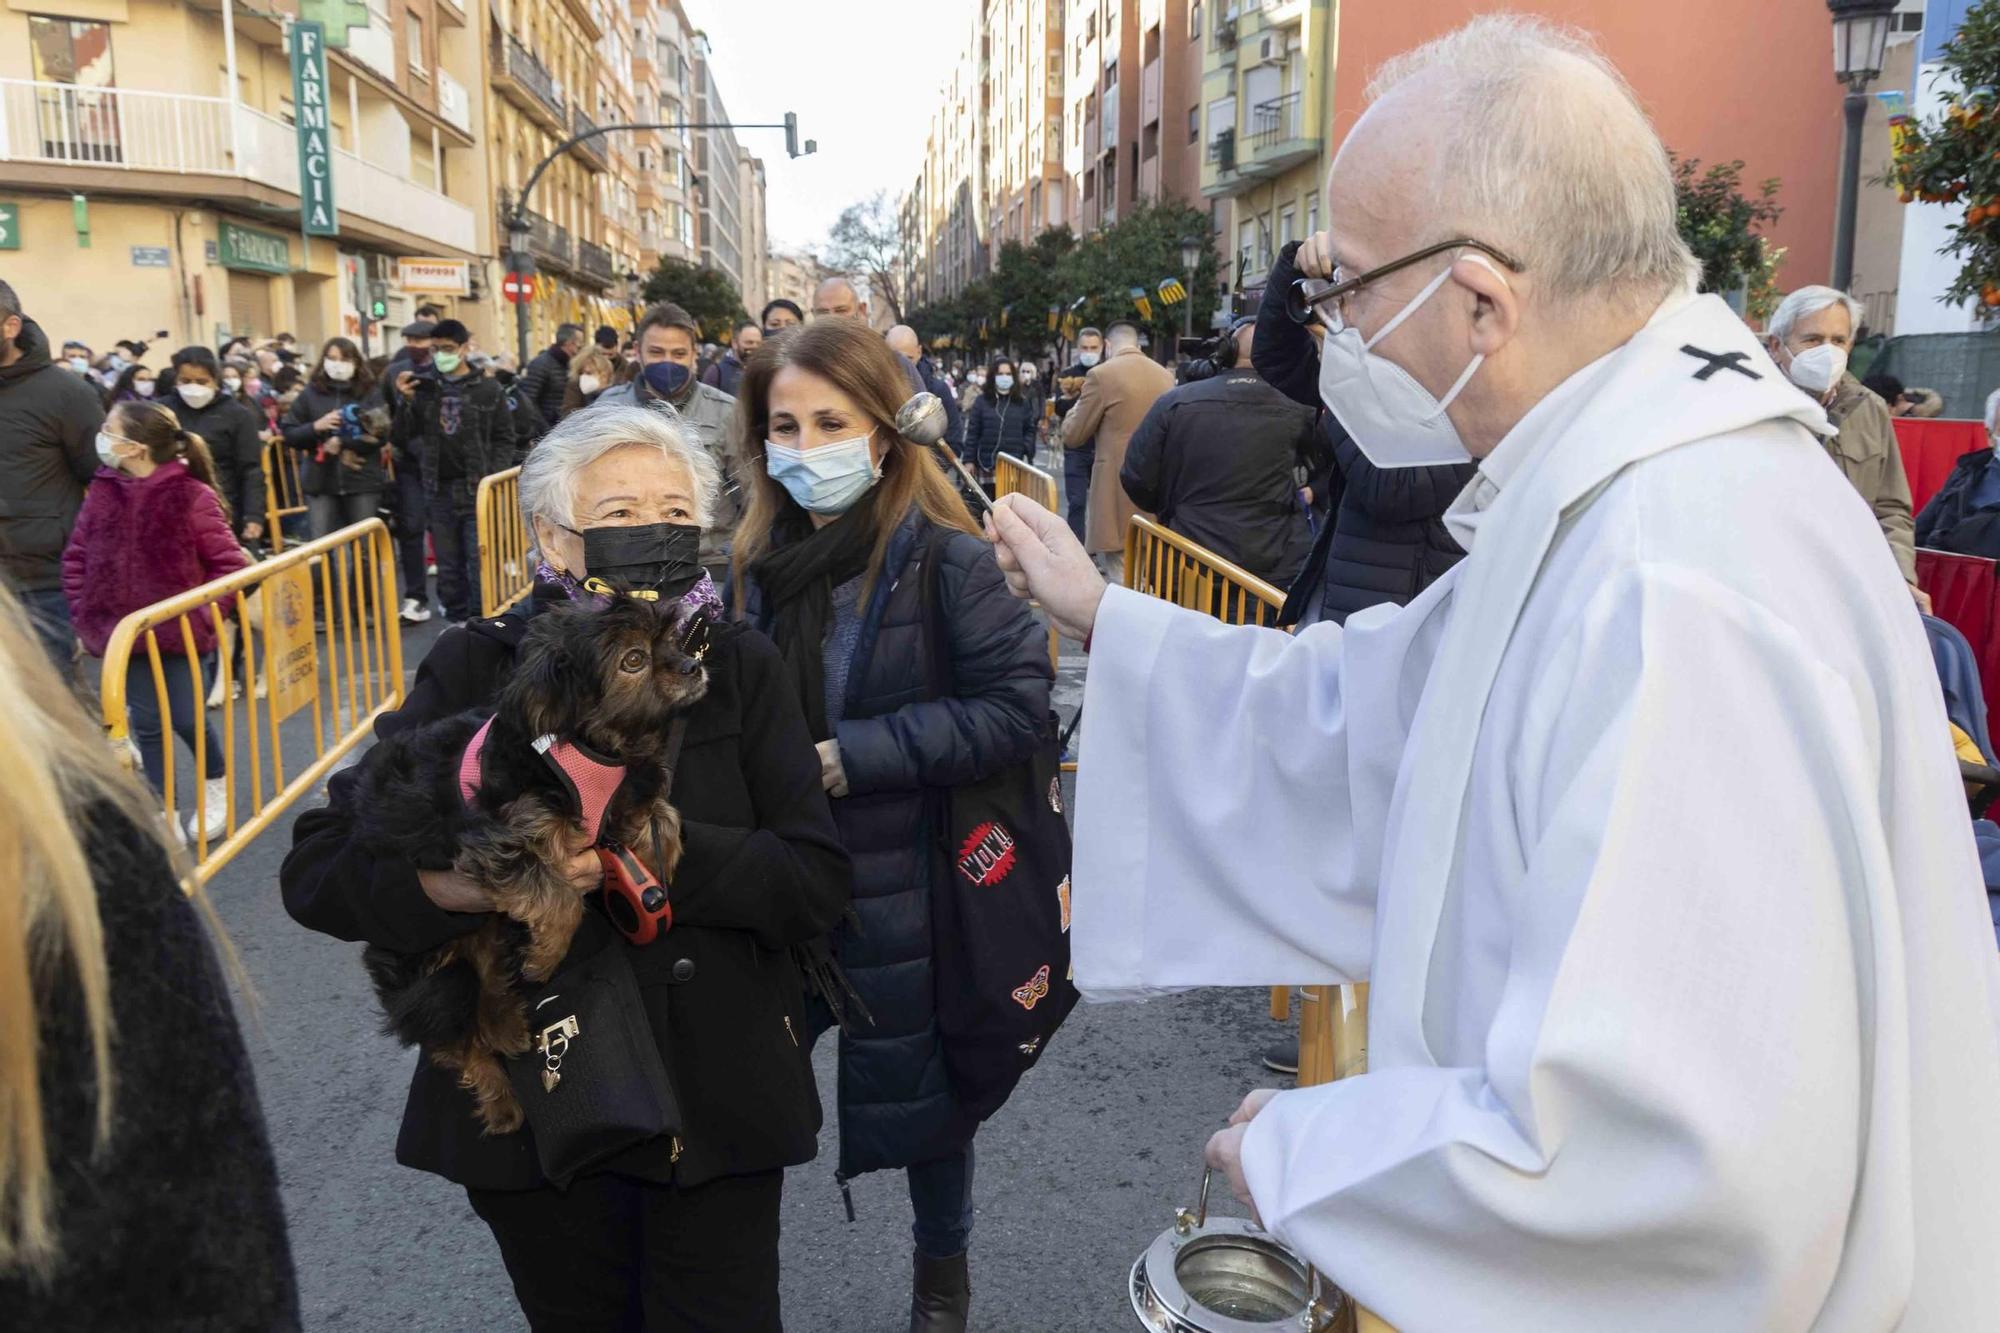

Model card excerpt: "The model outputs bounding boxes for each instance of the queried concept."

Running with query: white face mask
[1316,254,1499,470]
[221,376,242,395]
[95,432,128,470]
[133,379,156,398]
[1078,350,1101,367]
[177,383,216,409]
[579,374,603,396]
[1785,343,1847,396]
[324,358,356,382]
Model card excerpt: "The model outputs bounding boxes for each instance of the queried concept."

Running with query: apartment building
[687,30,765,320]
[627,0,700,279]
[899,9,990,308]
[0,0,487,355]
[983,0,1066,253]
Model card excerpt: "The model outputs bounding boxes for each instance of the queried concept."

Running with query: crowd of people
[8,14,2000,1329]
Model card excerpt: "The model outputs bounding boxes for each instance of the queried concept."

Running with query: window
[1143,24,1160,65]
[1190,1,1202,39]
[1143,118,1158,161]
[1083,167,1095,201]
[1307,193,1318,236]
[1238,220,1255,277]
[406,10,427,77]
[1278,205,1296,247]
[1188,103,1199,143]
[1103,151,1117,206]
[1104,58,1117,90]
[29,16,118,161]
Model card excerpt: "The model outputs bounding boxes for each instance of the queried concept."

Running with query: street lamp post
[508,116,814,365]
[1179,234,1203,338]
[623,268,642,331]
[1827,0,1897,291]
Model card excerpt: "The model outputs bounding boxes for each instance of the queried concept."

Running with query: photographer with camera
[283,338,388,540]
[1121,318,1317,591]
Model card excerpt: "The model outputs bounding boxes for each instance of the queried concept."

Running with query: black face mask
[573,522,703,601]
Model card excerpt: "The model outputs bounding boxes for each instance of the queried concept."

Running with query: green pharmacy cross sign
[296,0,372,48]
[291,21,337,237]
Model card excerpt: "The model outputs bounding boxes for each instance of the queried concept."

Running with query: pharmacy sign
[291,21,337,237]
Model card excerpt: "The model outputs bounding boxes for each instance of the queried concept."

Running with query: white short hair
[1767,286,1864,346]
[519,401,721,558]
[1367,15,1698,307]
[1985,387,2000,432]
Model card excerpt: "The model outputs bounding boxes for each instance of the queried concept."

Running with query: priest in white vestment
[986,17,2000,1331]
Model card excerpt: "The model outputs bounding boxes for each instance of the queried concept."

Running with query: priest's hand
[1205,1087,1282,1224]
[984,493,1106,642]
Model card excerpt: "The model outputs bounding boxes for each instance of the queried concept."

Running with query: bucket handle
[1187,1164,1342,1332]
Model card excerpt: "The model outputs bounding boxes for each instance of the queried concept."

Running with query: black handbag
[919,530,1079,1122]
[501,724,692,1188]
[503,914,682,1189]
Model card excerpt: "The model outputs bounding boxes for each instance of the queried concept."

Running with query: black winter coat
[1916,447,2000,559]
[0,317,103,592]
[519,345,570,431]
[390,369,522,508]
[916,355,966,447]
[965,393,1036,473]
[0,805,299,1330]
[281,379,388,497]
[167,390,268,534]
[282,603,853,1192]
[1252,239,1471,626]
[742,510,1053,1177]
[1120,369,1316,590]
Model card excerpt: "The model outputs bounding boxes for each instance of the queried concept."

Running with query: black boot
[908,1249,970,1333]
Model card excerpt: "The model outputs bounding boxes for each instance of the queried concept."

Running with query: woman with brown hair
[561,345,619,418]
[733,320,1052,1332]
[0,582,297,1328]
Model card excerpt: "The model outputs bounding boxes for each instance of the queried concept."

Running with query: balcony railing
[506,200,574,270]
[570,106,608,170]
[0,79,474,252]
[577,238,616,285]
[1250,92,1302,149]
[1206,128,1236,173]
[490,31,566,127]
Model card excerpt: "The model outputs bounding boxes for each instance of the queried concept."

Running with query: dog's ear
[503,631,586,739]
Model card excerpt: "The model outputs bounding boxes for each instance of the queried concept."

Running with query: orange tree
[1887,0,2000,308]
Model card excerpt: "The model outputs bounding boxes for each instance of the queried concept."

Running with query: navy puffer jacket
[1253,239,1471,627]
[742,506,1052,1178]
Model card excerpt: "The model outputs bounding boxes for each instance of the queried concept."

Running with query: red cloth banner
[1896,418,1989,516]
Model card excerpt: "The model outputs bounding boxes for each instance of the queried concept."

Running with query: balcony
[0,79,475,253]
[1205,128,1236,174]
[489,31,567,135]
[506,199,574,272]
[576,237,617,287]
[570,106,609,172]
[1243,92,1317,176]
[435,69,473,135]
[1214,12,1238,48]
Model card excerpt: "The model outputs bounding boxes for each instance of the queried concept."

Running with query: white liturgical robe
[1072,292,2000,1330]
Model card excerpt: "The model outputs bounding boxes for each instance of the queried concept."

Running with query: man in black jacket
[1121,319,1317,592]
[0,281,103,668]
[1054,326,1104,540]
[519,321,582,431]
[392,319,521,623]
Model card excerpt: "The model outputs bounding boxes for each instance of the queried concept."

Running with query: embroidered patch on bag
[957,820,1018,887]
[1017,1035,1042,1057]
[1012,964,1051,1011]
[1057,876,1072,931]
[1047,775,1063,814]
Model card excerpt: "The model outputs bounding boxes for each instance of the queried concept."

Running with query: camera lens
[1286,278,1331,327]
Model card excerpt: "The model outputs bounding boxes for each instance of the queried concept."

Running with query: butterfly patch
[1012,964,1051,1011]
[1048,775,1063,814]
[956,820,1017,887]
[1057,876,1071,931]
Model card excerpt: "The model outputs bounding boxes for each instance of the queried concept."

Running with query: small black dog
[353,597,710,1134]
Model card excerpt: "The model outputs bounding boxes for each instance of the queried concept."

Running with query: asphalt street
[200,545,1297,1332]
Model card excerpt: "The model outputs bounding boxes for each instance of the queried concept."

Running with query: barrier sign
[266,564,319,721]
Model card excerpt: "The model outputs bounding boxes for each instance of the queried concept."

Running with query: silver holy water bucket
[1129,1167,1352,1333]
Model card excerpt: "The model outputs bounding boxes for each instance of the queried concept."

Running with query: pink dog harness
[457,716,630,846]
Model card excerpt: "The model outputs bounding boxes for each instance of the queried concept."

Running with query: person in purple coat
[63,400,248,839]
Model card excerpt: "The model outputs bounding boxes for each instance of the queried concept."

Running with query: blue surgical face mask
[765,432,879,515]
[994,374,1015,393]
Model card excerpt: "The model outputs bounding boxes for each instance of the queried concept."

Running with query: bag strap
[661,714,689,788]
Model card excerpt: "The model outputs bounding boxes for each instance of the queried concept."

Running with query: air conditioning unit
[1257,35,1279,63]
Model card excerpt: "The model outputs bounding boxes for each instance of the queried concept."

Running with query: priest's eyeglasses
[1286,238,1526,330]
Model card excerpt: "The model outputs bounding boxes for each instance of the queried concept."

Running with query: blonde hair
[0,585,182,1269]
[729,319,979,610]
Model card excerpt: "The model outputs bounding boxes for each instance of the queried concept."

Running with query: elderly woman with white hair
[283,401,851,1332]
[1765,283,1926,608]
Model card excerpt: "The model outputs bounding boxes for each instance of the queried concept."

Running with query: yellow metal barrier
[98,519,406,884]
[1121,515,1382,1324]
[263,436,310,554]
[995,451,1063,672]
[476,466,533,617]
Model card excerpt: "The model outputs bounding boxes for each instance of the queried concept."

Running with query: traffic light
[367,280,389,321]
[784,112,799,158]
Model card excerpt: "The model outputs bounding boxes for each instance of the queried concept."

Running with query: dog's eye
[619,648,649,673]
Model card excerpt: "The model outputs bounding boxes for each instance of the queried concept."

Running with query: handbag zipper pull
[836,1171,856,1223]
[784,1015,798,1046]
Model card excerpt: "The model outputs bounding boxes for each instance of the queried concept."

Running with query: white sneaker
[183,777,228,842]
[400,597,433,624]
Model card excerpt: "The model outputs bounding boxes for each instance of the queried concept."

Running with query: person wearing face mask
[104,362,158,409]
[1060,321,1175,583]
[733,321,1052,1333]
[392,319,521,624]
[1054,328,1106,542]
[988,17,2000,1327]
[163,347,266,547]
[964,357,1035,488]
[62,402,246,838]
[0,281,106,671]
[283,402,851,1333]
[561,346,618,418]
[1914,386,2000,560]
[595,302,741,582]
[520,321,584,430]
[1764,285,1927,612]
[282,338,387,539]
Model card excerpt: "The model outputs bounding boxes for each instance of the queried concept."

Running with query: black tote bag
[919,531,1079,1122]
